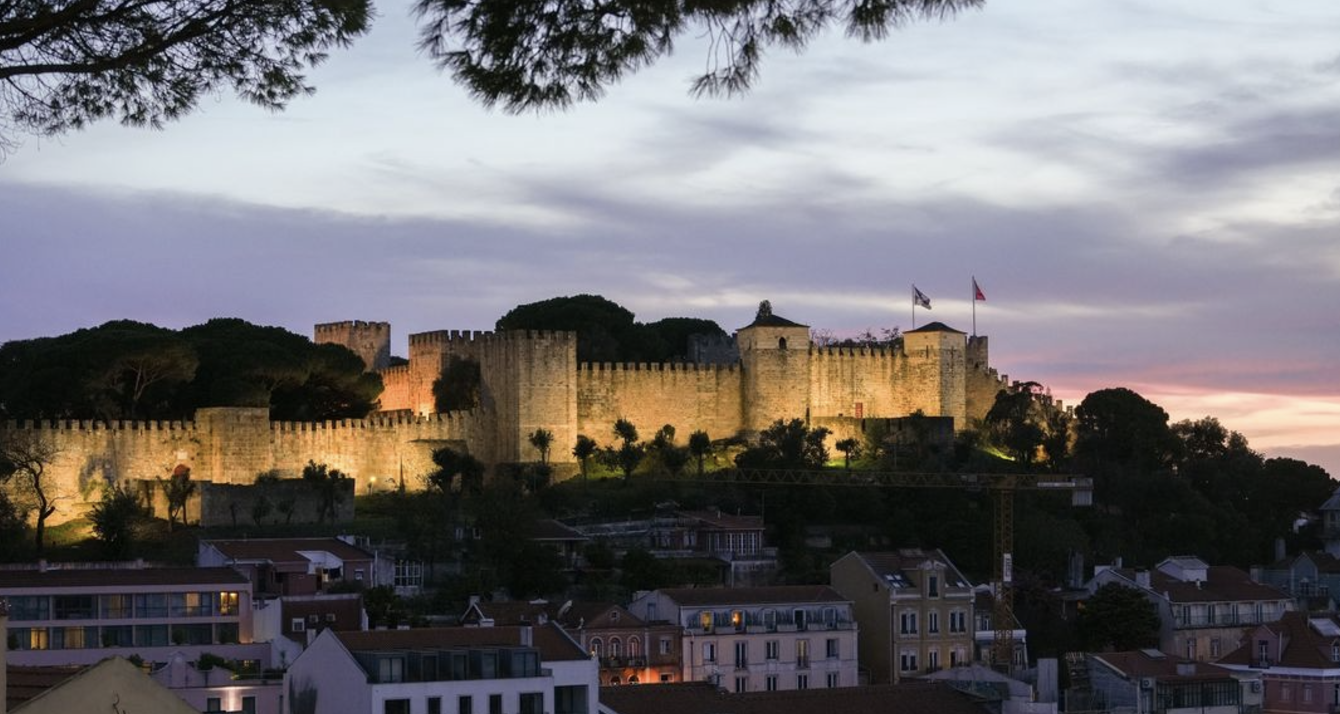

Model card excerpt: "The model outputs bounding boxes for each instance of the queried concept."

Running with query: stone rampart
[314,320,391,370]
[576,362,743,446]
[807,345,909,420]
[0,407,481,525]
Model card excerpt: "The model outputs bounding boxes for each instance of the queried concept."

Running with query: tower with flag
[972,277,986,336]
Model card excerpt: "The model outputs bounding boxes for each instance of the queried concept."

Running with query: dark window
[53,595,95,620]
[428,697,442,714]
[459,695,473,714]
[555,686,588,714]
[519,693,543,714]
[489,694,503,714]
[241,696,256,714]
[384,700,410,714]
[8,596,49,621]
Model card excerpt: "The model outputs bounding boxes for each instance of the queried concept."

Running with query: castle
[2,303,1012,523]
[316,301,1011,466]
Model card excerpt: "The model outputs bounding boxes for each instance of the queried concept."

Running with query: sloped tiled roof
[1109,565,1288,603]
[1219,612,1340,670]
[905,322,965,335]
[599,681,986,714]
[741,312,807,329]
[1093,650,1236,682]
[6,665,81,710]
[1319,488,1340,512]
[852,549,973,589]
[204,537,374,563]
[658,585,847,607]
[0,566,248,590]
[531,520,589,542]
[334,624,588,662]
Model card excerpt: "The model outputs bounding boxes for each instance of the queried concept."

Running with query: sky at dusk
[2,1,1338,476]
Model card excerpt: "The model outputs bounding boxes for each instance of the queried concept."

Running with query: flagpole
[972,276,977,337]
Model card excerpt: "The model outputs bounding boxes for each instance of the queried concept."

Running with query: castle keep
[3,304,1009,523]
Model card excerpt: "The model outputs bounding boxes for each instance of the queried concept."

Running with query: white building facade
[627,586,858,693]
[284,625,597,714]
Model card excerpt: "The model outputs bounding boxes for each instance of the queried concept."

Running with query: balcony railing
[1172,613,1273,628]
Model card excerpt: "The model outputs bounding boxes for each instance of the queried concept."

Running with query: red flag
[973,278,986,301]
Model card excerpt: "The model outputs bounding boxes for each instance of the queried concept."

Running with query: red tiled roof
[852,549,973,588]
[599,681,986,714]
[7,665,82,710]
[1219,612,1340,670]
[334,624,588,661]
[658,585,847,607]
[1110,565,1288,603]
[204,537,374,563]
[1093,651,1236,682]
[0,566,248,590]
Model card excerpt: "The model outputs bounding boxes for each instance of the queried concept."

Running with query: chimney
[1135,570,1151,589]
[1275,538,1287,563]
[520,625,533,647]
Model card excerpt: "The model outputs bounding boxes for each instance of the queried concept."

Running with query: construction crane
[663,468,1093,668]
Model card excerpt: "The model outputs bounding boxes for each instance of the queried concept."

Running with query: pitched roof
[1092,650,1236,682]
[657,585,847,607]
[334,624,588,662]
[905,322,965,335]
[599,681,987,714]
[6,665,81,711]
[468,599,658,633]
[1108,565,1287,603]
[203,537,374,563]
[1219,611,1340,670]
[0,566,248,590]
[679,510,765,530]
[850,549,973,589]
[739,302,808,330]
[531,519,589,542]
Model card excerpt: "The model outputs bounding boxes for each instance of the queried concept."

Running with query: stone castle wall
[964,336,1009,425]
[576,362,744,446]
[364,318,1010,466]
[314,320,391,371]
[808,346,906,419]
[1,407,481,525]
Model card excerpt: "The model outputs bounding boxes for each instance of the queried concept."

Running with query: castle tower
[314,321,392,371]
[738,301,812,432]
[486,331,579,465]
[902,322,968,428]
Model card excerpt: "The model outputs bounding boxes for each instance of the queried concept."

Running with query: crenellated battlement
[2,418,197,433]
[314,320,389,333]
[268,411,474,432]
[408,328,577,347]
[578,361,740,373]
[810,345,903,358]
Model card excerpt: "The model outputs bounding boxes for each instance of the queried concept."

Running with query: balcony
[1172,613,1271,629]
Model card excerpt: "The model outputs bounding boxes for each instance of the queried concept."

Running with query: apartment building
[830,549,976,684]
[627,586,858,692]
[283,624,597,714]
[0,564,264,668]
[1087,556,1293,661]
[462,599,682,686]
